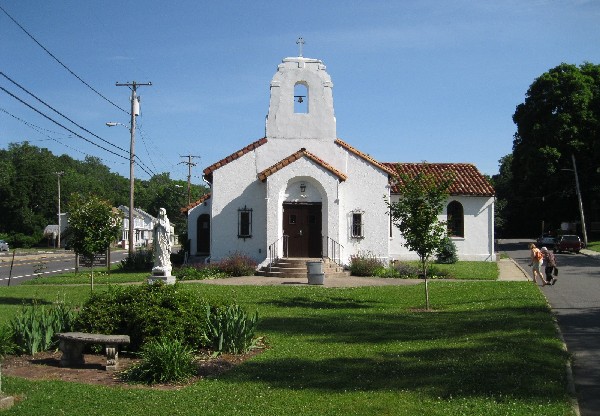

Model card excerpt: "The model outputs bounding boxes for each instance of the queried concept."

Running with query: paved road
[0,250,128,286]
[498,239,600,416]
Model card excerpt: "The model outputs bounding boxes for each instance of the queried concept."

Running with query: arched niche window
[447,201,464,238]
[294,83,308,113]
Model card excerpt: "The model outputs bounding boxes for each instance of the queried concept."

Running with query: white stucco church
[185,51,495,269]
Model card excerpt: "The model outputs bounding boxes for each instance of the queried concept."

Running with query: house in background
[185,52,495,268]
[117,206,175,249]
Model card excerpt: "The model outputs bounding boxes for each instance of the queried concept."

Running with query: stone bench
[56,332,130,370]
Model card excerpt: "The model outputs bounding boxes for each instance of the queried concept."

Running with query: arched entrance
[282,202,322,257]
[196,214,210,255]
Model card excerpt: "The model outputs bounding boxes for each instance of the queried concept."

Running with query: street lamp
[561,154,588,247]
[106,120,135,258]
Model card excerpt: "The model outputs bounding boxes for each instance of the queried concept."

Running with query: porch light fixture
[300,182,306,194]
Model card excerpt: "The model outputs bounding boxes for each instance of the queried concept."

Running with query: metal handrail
[268,234,289,272]
[322,235,344,267]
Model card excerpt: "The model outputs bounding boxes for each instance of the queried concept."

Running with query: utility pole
[56,171,64,248]
[571,154,588,247]
[179,155,200,205]
[115,81,152,257]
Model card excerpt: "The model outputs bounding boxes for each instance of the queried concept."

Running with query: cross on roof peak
[296,37,305,57]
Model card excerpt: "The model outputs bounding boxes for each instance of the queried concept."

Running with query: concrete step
[258,257,348,278]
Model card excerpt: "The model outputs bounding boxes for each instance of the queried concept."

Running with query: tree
[386,166,453,310]
[509,62,600,236]
[65,193,122,290]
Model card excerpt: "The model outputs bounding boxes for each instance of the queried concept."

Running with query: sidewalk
[581,247,600,259]
[497,257,530,282]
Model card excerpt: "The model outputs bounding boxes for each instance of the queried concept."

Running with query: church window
[294,83,308,113]
[351,210,364,238]
[447,201,464,237]
[238,206,253,239]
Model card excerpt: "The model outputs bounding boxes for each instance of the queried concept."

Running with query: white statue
[152,207,172,276]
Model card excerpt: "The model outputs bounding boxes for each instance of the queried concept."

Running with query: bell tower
[265,48,336,141]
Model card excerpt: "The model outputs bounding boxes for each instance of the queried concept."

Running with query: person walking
[541,246,558,285]
[528,243,545,285]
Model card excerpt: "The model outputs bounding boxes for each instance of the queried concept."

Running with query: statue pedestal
[148,269,176,285]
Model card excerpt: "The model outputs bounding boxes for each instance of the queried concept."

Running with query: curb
[509,257,531,281]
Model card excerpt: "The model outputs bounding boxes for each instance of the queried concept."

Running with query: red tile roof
[383,163,495,197]
[335,139,396,176]
[258,148,348,181]
[203,138,268,182]
[181,193,211,213]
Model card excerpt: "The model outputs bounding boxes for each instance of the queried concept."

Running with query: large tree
[506,63,600,237]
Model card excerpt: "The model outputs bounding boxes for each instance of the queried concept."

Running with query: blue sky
[1,1,599,182]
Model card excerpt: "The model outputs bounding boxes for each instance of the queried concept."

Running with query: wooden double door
[283,203,322,258]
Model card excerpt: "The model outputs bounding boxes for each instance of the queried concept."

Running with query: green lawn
[0,280,575,416]
[430,261,498,280]
[586,240,600,253]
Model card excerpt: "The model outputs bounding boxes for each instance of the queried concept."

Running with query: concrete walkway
[497,257,530,282]
[193,256,531,287]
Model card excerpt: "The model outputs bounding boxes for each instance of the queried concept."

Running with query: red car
[554,235,584,253]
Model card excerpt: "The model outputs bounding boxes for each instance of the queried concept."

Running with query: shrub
[119,249,153,272]
[121,337,196,384]
[349,251,385,276]
[75,283,209,351]
[436,237,458,264]
[10,299,76,355]
[393,262,423,278]
[175,264,228,281]
[215,252,257,277]
[0,325,16,357]
[204,303,259,354]
[373,261,423,278]
[170,249,186,266]
[7,232,42,249]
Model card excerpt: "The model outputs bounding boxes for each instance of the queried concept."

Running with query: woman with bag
[528,243,545,285]
[541,246,558,285]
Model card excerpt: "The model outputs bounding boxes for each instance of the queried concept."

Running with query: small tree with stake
[66,193,122,291]
[386,165,453,310]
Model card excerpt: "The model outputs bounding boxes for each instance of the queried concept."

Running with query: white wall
[209,150,267,263]
[388,195,495,262]
[339,152,391,264]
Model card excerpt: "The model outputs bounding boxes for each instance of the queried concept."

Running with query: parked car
[0,239,9,251]
[536,235,556,247]
[554,235,584,253]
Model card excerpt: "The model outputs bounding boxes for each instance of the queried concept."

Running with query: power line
[0,4,129,115]
[0,85,130,161]
[0,86,153,177]
[135,119,158,175]
[0,106,128,168]
[0,107,69,138]
[1,72,129,155]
